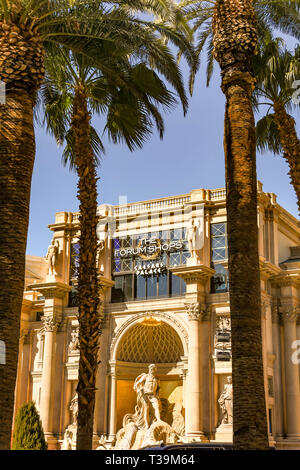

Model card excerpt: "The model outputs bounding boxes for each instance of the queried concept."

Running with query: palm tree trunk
[0,88,35,449]
[273,100,300,214]
[213,0,269,449]
[72,85,101,450]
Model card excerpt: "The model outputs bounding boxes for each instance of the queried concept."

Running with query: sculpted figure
[218,376,233,425]
[97,225,108,273]
[68,327,79,354]
[134,364,161,429]
[69,392,78,425]
[46,239,59,276]
[187,218,204,259]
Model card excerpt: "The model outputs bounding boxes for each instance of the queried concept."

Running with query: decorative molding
[216,314,231,332]
[110,311,188,359]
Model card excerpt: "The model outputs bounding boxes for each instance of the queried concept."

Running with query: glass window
[211,223,228,262]
[121,258,132,272]
[113,258,121,273]
[111,276,124,302]
[158,274,168,297]
[147,276,157,298]
[136,275,146,299]
[170,252,180,267]
[170,273,181,296]
[70,243,80,280]
[123,275,133,300]
[211,264,229,293]
[181,251,190,265]
[113,238,121,250]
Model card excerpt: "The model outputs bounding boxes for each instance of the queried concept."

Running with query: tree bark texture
[213,0,269,450]
[0,89,35,449]
[72,85,101,450]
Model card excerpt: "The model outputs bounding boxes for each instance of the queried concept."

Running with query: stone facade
[14,183,300,449]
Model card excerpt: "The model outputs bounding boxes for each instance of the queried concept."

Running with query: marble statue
[69,392,78,425]
[133,363,161,428]
[108,364,184,450]
[187,218,204,259]
[218,376,233,425]
[61,392,78,450]
[97,225,108,273]
[68,327,80,355]
[46,239,59,276]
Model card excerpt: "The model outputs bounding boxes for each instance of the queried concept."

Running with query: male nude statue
[46,239,59,276]
[134,364,161,428]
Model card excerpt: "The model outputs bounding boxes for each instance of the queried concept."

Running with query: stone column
[271,305,284,438]
[282,308,300,439]
[27,281,71,449]
[108,365,117,440]
[185,302,205,439]
[40,315,60,442]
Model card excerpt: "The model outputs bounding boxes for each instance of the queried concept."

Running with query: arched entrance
[108,316,188,437]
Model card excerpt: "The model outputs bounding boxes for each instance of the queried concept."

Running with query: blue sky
[27,50,299,257]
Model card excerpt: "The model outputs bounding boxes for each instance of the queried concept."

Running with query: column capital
[42,315,61,332]
[185,302,207,321]
[280,307,300,324]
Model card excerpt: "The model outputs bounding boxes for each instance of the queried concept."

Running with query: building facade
[15,183,300,449]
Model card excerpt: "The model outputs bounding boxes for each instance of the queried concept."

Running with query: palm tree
[181,0,300,449]
[39,49,185,449]
[253,37,300,213]
[0,0,193,449]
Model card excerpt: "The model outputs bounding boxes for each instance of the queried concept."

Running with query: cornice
[27,281,71,299]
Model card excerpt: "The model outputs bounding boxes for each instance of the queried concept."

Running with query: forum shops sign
[114,237,185,261]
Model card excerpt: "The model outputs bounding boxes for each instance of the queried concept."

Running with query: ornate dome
[117,320,184,363]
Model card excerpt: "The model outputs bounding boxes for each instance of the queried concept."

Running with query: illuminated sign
[114,237,185,260]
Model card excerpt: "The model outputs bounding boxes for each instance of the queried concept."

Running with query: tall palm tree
[253,38,300,213]
[39,49,185,450]
[181,0,300,449]
[0,0,193,449]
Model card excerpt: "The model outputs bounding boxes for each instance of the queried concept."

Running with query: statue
[97,225,108,273]
[218,376,233,425]
[61,392,78,450]
[187,218,204,260]
[133,364,161,428]
[69,392,78,425]
[46,239,59,277]
[68,327,80,355]
[109,364,184,450]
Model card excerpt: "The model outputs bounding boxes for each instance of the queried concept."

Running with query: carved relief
[215,314,231,362]
[68,327,80,355]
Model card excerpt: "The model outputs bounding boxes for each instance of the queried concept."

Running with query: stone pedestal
[214,424,233,442]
